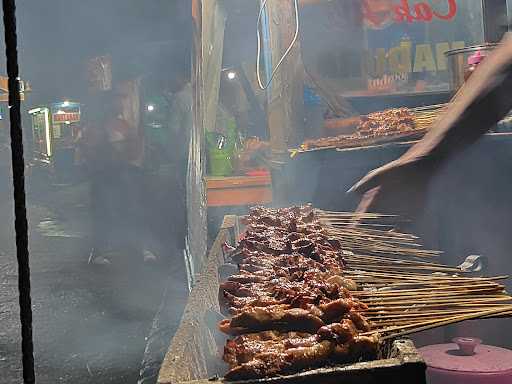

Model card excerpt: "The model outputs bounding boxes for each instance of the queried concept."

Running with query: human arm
[349,34,512,216]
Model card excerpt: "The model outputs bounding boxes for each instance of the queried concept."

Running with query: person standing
[78,94,116,265]
[85,92,157,265]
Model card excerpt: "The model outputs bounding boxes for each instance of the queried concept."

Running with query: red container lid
[420,338,512,374]
[468,51,485,66]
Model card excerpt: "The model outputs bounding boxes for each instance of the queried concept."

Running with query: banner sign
[364,0,458,27]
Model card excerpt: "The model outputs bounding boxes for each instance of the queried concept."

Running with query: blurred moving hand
[350,33,512,219]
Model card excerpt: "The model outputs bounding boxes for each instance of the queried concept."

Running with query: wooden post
[265,0,304,161]
[201,0,225,133]
[185,0,226,286]
[482,0,508,43]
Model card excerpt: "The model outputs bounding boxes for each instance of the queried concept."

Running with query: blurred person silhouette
[81,91,158,265]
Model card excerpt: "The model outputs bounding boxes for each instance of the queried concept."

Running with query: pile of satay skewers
[317,209,512,341]
[218,206,512,380]
[413,104,447,130]
[300,105,447,151]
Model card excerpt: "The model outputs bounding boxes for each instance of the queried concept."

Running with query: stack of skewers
[316,209,512,341]
[413,103,448,130]
[218,205,512,381]
[300,105,447,151]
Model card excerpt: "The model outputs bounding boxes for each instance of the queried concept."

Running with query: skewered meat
[220,298,363,335]
[220,206,378,380]
[302,108,419,150]
[223,321,380,380]
[357,108,416,136]
[221,306,325,335]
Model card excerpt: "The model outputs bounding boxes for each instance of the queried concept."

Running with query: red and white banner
[363,0,458,27]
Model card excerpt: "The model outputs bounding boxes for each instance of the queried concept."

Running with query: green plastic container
[206,117,239,177]
[208,150,233,177]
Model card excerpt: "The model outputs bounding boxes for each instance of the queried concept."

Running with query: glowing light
[62,100,70,107]
[56,110,65,114]
[44,109,51,157]
[147,104,155,112]
[227,71,237,80]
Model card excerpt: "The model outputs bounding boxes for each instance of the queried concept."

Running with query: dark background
[11,0,191,106]
[0,2,193,383]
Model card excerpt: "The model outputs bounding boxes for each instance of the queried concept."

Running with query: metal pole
[2,0,35,382]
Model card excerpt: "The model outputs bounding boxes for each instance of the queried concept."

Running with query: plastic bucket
[208,150,233,177]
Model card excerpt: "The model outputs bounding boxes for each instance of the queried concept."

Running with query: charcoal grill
[158,216,427,384]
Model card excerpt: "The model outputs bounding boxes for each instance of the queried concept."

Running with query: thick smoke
[1,1,192,383]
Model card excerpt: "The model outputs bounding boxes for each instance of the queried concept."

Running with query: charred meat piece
[348,334,380,360]
[284,340,334,370]
[220,291,287,315]
[224,352,291,381]
[223,328,379,381]
[223,331,333,381]
[348,310,372,332]
[317,319,358,344]
[318,299,353,323]
[221,306,326,334]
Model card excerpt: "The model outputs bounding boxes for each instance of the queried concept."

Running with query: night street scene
[1,1,191,383]
[4,1,512,384]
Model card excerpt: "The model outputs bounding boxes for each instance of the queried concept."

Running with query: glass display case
[28,106,52,160]
[28,101,81,164]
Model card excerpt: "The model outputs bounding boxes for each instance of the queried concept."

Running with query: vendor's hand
[349,161,433,220]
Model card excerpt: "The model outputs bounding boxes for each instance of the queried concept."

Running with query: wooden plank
[0,93,24,102]
[0,76,7,93]
[201,0,225,134]
[158,226,229,384]
[187,0,208,292]
[207,186,272,207]
[206,175,273,207]
[266,0,304,158]
[206,175,272,189]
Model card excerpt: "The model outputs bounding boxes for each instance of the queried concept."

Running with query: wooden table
[206,175,272,207]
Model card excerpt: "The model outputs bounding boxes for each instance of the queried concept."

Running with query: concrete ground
[0,172,187,384]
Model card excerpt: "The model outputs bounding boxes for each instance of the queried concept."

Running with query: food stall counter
[206,174,272,207]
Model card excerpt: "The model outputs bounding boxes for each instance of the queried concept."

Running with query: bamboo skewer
[373,305,512,335]
[354,275,509,287]
[347,264,462,273]
[363,296,512,308]
[378,306,512,341]
[353,284,505,296]
[343,253,446,266]
[363,302,512,314]
[315,210,396,218]
[316,209,512,341]
[367,306,512,320]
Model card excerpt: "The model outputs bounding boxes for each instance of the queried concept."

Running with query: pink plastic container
[419,337,512,384]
